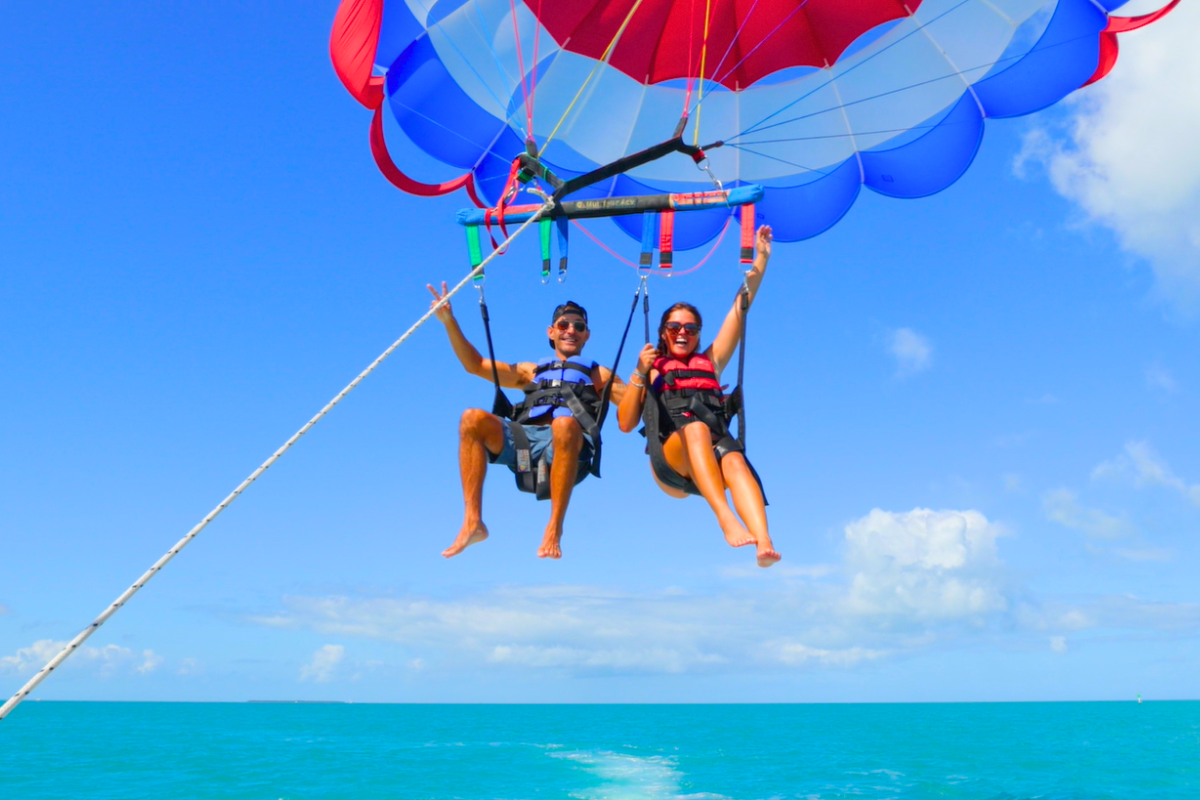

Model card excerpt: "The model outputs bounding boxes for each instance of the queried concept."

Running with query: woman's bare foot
[442,521,488,558]
[720,514,756,548]
[537,526,563,559]
[756,543,781,568]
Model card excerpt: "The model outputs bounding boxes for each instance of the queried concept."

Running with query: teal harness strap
[465,224,484,269]
[539,217,552,281]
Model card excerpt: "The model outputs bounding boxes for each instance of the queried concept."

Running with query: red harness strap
[658,209,675,268]
[739,202,756,264]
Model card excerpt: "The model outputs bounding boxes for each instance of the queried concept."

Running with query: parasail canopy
[332,0,1176,250]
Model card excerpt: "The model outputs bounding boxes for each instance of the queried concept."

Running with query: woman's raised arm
[709,225,771,374]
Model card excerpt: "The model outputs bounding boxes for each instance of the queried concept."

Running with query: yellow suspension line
[540,0,649,157]
[693,0,714,146]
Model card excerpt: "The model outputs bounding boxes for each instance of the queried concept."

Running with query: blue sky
[2,0,1198,706]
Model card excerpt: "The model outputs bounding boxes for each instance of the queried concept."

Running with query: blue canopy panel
[974,0,1105,118]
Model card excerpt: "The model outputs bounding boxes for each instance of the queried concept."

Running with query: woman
[617,225,781,567]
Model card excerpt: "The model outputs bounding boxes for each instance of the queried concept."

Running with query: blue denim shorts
[489,418,595,475]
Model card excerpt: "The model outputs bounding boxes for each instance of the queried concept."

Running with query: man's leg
[538,416,583,559]
[721,453,780,567]
[665,422,754,548]
[443,408,506,558]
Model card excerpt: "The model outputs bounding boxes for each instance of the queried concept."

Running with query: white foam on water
[552,750,732,800]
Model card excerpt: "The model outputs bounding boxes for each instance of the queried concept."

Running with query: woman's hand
[755,225,772,264]
[636,343,658,375]
[426,281,454,324]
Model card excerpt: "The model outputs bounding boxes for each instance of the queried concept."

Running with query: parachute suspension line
[707,0,814,104]
[529,0,545,131]
[732,0,974,141]
[704,0,770,97]
[0,197,555,724]
[684,0,698,112]
[508,0,533,136]
[571,220,639,267]
[723,25,1097,148]
[692,0,715,147]
[905,3,985,116]
[539,0,650,156]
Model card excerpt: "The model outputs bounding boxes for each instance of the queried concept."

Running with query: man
[427,283,625,560]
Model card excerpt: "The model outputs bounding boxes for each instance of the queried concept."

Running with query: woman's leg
[662,422,753,547]
[721,452,780,567]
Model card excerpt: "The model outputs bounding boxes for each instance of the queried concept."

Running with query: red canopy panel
[528,0,921,90]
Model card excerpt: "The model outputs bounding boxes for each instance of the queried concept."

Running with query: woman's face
[663,308,700,359]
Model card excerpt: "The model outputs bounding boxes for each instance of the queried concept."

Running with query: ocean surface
[1,702,1196,799]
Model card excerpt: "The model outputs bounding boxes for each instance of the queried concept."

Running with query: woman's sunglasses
[664,322,700,336]
[555,320,588,333]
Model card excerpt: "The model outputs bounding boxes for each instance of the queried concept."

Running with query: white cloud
[299,644,345,683]
[0,639,161,677]
[1049,636,1068,654]
[1145,362,1178,393]
[1093,440,1200,506]
[0,604,8,615]
[177,658,203,676]
[764,642,885,668]
[843,508,1009,620]
[136,650,163,675]
[1015,0,1200,313]
[1043,488,1133,540]
[488,645,723,672]
[1114,547,1173,562]
[888,328,932,375]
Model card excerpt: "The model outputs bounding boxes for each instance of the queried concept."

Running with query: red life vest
[652,353,722,394]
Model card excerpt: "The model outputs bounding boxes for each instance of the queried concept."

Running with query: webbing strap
[658,210,675,268]
[478,289,514,420]
[739,202,756,264]
[466,225,484,268]
[735,286,749,446]
[555,217,569,279]
[539,217,552,280]
[638,212,657,268]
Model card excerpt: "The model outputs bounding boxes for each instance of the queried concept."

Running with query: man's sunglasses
[664,322,700,336]
[555,320,588,333]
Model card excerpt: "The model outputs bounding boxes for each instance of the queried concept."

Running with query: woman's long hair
[657,302,703,354]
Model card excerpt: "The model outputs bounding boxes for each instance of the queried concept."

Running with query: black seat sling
[641,286,767,503]
[477,284,641,500]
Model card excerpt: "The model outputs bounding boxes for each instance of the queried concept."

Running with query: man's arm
[428,282,532,389]
[709,225,772,374]
[592,364,627,406]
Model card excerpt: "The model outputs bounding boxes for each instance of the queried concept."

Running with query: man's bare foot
[720,515,756,548]
[537,528,563,559]
[756,544,781,568]
[442,521,488,558]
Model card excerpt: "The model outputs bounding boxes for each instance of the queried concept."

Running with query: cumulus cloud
[843,508,1009,620]
[0,639,162,677]
[1093,440,1200,506]
[299,644,345,683]
[1043,488,1133,540]
[251,508,1023,675]
[888,328,933,375]
[1049,636,1068,654]
[0,604,9,615]
[1015,0,1200,313]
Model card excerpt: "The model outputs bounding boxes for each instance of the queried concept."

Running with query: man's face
[548,313,589,357]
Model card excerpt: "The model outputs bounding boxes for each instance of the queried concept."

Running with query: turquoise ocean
[2,702,1196,799]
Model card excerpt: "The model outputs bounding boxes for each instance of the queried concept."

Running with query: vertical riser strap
[539,217,552,278]
[740,202,756,264]
[639,212,657,269]
[659,209,675,268]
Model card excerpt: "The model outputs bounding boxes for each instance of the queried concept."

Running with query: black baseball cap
[551,301,588,324]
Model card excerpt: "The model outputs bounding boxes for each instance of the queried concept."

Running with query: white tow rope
[0,199,555,722]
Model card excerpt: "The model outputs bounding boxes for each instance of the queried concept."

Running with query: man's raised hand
[427,281,454,323]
